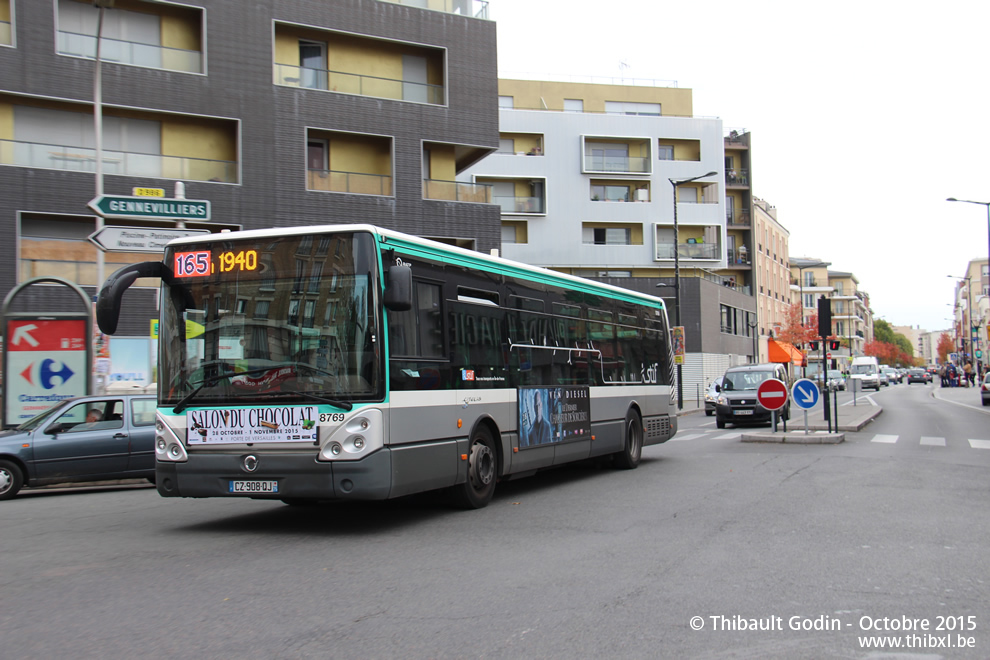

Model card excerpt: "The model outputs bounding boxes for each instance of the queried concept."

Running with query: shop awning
[768,339,806,367]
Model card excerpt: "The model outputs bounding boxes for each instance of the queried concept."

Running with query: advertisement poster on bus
[518,386,591,448]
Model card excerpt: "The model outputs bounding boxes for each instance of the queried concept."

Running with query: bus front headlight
[155,412,188,462]
[318,409,383,461]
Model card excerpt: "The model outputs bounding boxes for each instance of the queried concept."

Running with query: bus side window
[389,282,443,358]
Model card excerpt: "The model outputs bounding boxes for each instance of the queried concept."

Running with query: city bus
[96,224,677,508]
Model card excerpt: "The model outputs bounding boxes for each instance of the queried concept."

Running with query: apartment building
[0,0,500,341]
[950,257,989,370]
[461,78,757,396]
[751,197,790,363]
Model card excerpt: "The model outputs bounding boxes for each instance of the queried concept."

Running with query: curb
[741,432,845,444]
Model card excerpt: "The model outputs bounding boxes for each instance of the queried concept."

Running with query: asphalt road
[3,381,989,659]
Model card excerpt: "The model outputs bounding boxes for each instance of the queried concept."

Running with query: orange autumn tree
[775,303,819,347]
[936,332,954,364]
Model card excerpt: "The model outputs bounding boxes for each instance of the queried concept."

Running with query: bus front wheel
[613,410,643,470]
[450,426,497,509]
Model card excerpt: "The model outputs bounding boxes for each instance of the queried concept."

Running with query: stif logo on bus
[461,369,475,381]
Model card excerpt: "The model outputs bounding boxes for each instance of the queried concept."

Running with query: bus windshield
[159,231,381,407]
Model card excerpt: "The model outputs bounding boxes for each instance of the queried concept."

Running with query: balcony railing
[493,195,544,213]
[584,155,649,173]
[791,277,823,288]
[274,64,444,105]
[1,21,11,46]
[423,179,492,203]
[57,30,202,73]
[726,209,750,226]
[307,169,392,196]
[0,139,237,183]
[726,169,749,186]
[378,0,490,19]
[726,248,751,265]
[656,243,720,260]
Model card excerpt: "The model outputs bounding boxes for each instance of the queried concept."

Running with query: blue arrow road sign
[791,378,820,410]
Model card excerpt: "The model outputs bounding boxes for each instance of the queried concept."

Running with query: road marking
[713,432,741,440]
[920,436,946,446]
[871,434,898,444]
[968,439,990,449]
[672,433,705,442]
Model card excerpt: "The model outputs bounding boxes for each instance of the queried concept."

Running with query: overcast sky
[490,0,990,333]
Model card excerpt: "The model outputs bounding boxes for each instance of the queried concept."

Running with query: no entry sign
[756,378,788,411]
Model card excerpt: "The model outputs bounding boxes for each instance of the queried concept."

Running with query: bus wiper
[172,366,291,414]
[259,390,354,411]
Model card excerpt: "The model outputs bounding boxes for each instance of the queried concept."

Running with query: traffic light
[828,340,840,351]
[809,341,820,351]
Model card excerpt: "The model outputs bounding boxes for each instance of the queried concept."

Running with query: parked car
[982,372,990,406]
[826,369,846,391]
[715,363,791,429]
[704,376,723,416]
[0,395,157,500]
[906,368,928,384]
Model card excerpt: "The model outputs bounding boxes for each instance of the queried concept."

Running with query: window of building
[498,96,514,108]
[299,40,328,89]
[605,101,660,116]
[583,227,631,245]
[657,145,674,160]
[590,184,630,202]
[564,99,583,112]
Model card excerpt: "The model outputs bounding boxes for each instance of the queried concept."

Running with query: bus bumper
[155,449,393,501]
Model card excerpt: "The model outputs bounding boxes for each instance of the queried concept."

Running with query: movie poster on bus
[518,386,590,448]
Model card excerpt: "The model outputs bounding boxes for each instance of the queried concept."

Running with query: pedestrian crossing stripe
[969,439,990,449]
[871,434,898,443]
[920,437,946,446]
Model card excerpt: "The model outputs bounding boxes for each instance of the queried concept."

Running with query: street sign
[132,187,165,197]
[791,378,820,410]
[977,350,983,359]
[89,226,209,252]
[756,378,788,411]
[5,319,88,424]
[88,195,211,221]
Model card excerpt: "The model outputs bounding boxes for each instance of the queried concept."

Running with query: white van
[849,356,880,391]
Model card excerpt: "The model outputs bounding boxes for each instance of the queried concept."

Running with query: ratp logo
[461,369,475,381]
[20,359,76,389]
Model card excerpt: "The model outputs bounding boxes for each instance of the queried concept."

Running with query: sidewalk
[931,382,987,410]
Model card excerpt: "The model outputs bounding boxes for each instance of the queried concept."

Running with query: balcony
[307,169,392,196]
[0,139,236,183]
[275,64,444,104]
[656,242,720,261]
[57,30,202,73]
[726,169,749,187]
[726,208,751,227]
[726,248,751,266]
[423,179,492,203]
[493,195,543,214]
[377,0,490,19]
[583,154,649,174]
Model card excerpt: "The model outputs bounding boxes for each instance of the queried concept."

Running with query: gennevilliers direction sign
[791,378,820,410]
[89,226,208,252]
[756,378,788,411]
[88,195,211,221]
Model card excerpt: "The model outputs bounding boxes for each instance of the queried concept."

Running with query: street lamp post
[663,171,716,411]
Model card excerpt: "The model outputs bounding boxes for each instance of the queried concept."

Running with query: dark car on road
[0,395,157,500]
[715,363,791,429]
[906,368,928,384]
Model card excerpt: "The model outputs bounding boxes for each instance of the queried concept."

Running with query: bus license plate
[229,480,278,494]
[735,409,754,415]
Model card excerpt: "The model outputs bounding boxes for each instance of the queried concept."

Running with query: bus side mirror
[97,261,168,334]
[383,264,412,312]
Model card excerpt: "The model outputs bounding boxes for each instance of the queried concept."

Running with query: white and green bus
[97,224,677,508]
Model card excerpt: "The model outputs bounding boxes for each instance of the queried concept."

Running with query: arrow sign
[791,378,820,410]
[756,378,788,411]
[89,226,209,252]
[12,323,40,347]
[88,195,211,221]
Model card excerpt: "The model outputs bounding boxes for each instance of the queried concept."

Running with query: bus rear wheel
[450,426,497,509]
[613,410,643,470]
